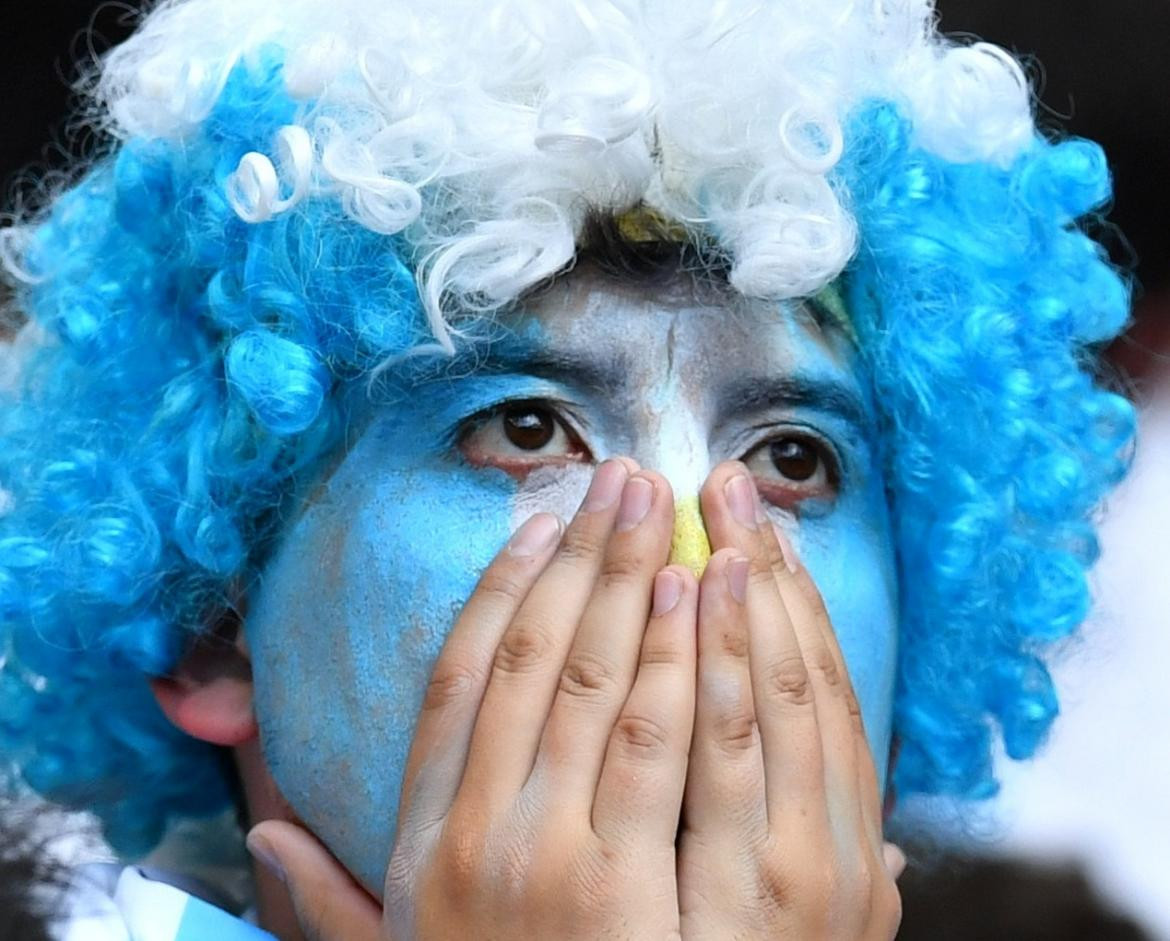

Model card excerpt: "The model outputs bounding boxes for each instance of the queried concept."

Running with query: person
[0,0,1133,937]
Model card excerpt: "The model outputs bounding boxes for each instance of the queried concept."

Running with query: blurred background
[899,4,1170,939]
[2,1,1168,938]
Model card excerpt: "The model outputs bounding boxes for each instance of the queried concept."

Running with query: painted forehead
[485,266,873,427]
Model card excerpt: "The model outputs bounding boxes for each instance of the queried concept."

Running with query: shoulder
[54,864,275,941]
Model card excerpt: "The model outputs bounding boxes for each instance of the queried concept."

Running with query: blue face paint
[246,379,520,890]
[247,268,899,892]
[788,441,898,783]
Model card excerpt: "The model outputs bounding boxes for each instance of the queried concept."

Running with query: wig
[0,0,1133,855]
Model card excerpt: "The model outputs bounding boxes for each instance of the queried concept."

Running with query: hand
[250,459,698,940]
[676,461,904,941]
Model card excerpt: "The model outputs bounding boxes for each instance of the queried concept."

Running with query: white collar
[53,865,274,941]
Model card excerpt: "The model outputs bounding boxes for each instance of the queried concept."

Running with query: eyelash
[741,420,842,469]
[456,399,592,470]
[456,399,842,503]
[740,427,842,510]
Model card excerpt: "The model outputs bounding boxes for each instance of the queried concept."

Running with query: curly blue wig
[0,2,1134,856]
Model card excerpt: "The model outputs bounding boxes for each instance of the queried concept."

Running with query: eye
[459,400,591,473]
[503,407,556,450]
[768,438,820,481]
[742,431,838,508]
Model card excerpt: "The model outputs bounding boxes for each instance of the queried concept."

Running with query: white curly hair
[97,0,1035,350]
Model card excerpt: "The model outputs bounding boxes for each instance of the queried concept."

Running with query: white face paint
[246,264,899,892]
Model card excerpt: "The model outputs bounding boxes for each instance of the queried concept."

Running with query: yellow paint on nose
[669,495,712,578]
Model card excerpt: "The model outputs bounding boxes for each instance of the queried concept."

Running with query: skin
[247,460,904,939]
[242,265,900,893]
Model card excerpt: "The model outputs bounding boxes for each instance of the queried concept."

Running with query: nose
[670,496,712,577]
[626,407,713,577]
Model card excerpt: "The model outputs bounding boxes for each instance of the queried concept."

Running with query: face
[245,266,899,891]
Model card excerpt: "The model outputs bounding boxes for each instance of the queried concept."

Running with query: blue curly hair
[0,42,1133,855]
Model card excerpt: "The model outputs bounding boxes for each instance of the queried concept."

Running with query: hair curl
[0,0,1133,855]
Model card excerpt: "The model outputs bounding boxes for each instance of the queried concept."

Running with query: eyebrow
[443,347,633,397]
[715,374,871,433]
[426,344,869,432]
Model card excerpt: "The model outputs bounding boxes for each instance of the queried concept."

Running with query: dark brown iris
[770,437,819,481]
[504,405,556,450]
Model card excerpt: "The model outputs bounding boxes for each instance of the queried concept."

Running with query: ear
[150,625,258,747]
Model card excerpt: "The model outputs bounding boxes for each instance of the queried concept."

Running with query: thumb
[881,842,907,881]
[247,820,384,941]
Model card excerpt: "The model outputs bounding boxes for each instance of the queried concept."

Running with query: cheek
[782,490,899,783]
[511,462,594,530]
[246,451,516,892]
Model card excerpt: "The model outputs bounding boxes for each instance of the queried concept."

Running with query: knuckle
[807,646,842,691]
[559,651,621,703]
[811,609,836,646]
[612,713,673,759]
[493,620,556,676]
[754,853,821,919]
[762,655,814,706]
[639,639,686,668]
[475,568,531,607]
[763,856,833,922]
[420,662,479,713]
[713,705,759,754]
[719,626,750,659]
[763,536,789,577]
[557,525,607,566]
[845,689,864,725]
[436,825,489,895]
[755,854,793,903]
[598,550,648,588]
[747,552,777,586]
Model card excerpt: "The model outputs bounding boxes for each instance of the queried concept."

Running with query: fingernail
[582,460,627,512]
[771,522,799,573]
[616,477,654,531]
[246,831,286,885]
[724,474,759,530]
[507,513,563,557]
[726,556,749,604]
[652,569,683,616]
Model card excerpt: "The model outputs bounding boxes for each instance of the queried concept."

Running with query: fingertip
[613,455,641,474]
[726,556,749,605]
[246,819,337,883]
[651,564,699,617]
[699,547,739,588]
[245,825,287,886]
[580,458,631,514]
[699,462,755,547]
[706,546,741,568]
[651,568,685,617]
[698,465,732,525]
[506,512,565,558]
[248,820,383,939]
[882,841,907,880]
[662,562,698,592]
[638,468,676,512]
[707,460,749,488]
